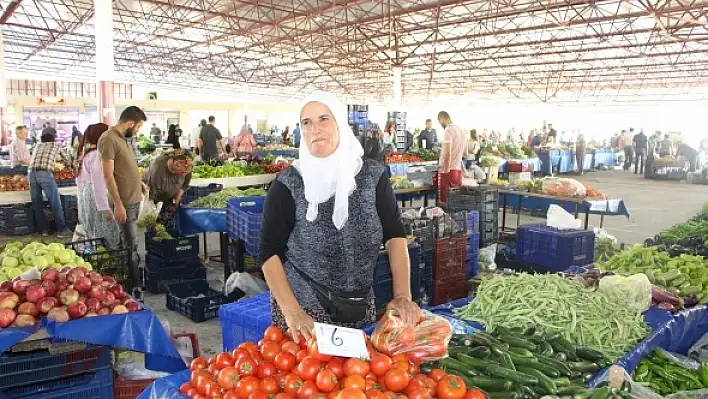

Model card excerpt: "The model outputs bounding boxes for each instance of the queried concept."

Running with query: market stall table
[497,157,541,173]
[394,185,436,207]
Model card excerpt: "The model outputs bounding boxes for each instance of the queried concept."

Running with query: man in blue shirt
[293,123,301,147]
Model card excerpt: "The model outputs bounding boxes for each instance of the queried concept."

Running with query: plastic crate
[467,233,480,254]
[236,200,264,245]
[57,178,77,187]
[432,278,468,306]
[433,236,466,279]
[21,371,113,399]
[143,261,207,294]
[226,196,266,240]
[466,252,479,278]
[2,367,111,398]
[66,238,133,289]
[165,279,239,323]
[373,244,421,280]
[0,204,35,235]
[0,344,110,391]
[113,376,155,399]
[219,293,272,351]
[467,211,479,234]
[145,231,199,259]
[419,249,434,301]
[245,240,259,258]
[515,224,595,271]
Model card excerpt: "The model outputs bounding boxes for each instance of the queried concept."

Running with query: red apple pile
[0,266,142,328]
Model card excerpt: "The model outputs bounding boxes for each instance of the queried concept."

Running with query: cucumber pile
[425,329,631,399]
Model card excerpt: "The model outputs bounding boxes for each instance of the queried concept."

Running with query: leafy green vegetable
[186,188,266,208]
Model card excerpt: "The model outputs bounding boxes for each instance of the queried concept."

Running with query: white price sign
[313,322,370,359]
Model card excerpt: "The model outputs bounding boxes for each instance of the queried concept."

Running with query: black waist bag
[292,266,369,324]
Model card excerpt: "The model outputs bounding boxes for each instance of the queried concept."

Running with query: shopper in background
[233,122,257,159]
[575,133,587,175]
[622,129,635,170]
[658,134,674,158]
[199,115,223,162]
[464,129,481,169]
[99,106,148,277]
[29,133,71,237]
[76,123,121,249]
[282,126,290,145]
[418,119,437,149]
[633,129,648,175]
[142,149,194,229]
[547,124,557,143]
[259,91,418,336]
[166,124,180,149]
[363,124,385,164]
[9,126,30,167]
[70,126,82,158]
[190,120,205,154]
[382,122,397,154]
[293,123,301,148]
[41,124,57,138]
[677,140,699,172]
[437,111,465,206]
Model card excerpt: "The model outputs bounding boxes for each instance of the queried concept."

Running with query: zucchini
[540,342,554,357]
[553,377,571,387]
[568,361,601,373]
[557,385,589,395]
[554,352,568,362]
[448,347,470,357]
[486,392,519,399]
[497,334,537,351]
[440,358,479,377]
[506,352,542,368]
[521,367,559,394]
[661,269,680,282]
[456,354,539,385]
[507,347,534,357]
[468,346,492,359]
[537,356,573,376]
[467,376,513,392]
[531,362,562,378]
[477,332,504,345]
[500,352,516,371]
[575,346,604,361]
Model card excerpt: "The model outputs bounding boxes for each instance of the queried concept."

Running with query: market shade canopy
[2,0,708,102]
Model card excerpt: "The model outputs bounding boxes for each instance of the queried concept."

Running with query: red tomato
[427,369,445,382]
[282,341,300,355]
[407,388,432,399]
[391,355,408,364]
[405,380,425,394]
[275,373,287,390]
[235,376,261,399]
[296,350,309,363]
[316,369,339,393]
[264,326,285,343]
[239,342,259,356]
[391,362,408,372]
[233,349,253,360]
[191,357,208,371]
[191,370,212,390]
[329,390,342,399]
[235,357,257,377]
[218,367,240,390]
[258,362,278,379]
[412,376,436,397]
[365,389,383,399]
[249,392,269,399]
[309,340,333,362]
[369,355,392,377]
[465,389,487,399]
[275,352,297,372]
[261,341,282,361]
[180,382,194,394]
[202,380,220,397]
[296,357,321,381]
[284,374,304,396]
[326,358,345,379]
[260,377,279,395]
[313,394,330,399]
[276,394,295,399]
[343,359,370,377]
[437,375,466,399]
[397,327,415,346]
[342,375,366,391]
[215,353,235,370]
[208,364,221,376]
[297,380,320,399]
[224,391,240,399]
[336,388,367,399]
[383,369,409,393]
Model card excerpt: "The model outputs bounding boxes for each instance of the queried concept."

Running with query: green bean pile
[186,188,266,209]
[454,274,650,361]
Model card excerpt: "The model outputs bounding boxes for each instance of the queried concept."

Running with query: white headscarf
[293,91,364,230]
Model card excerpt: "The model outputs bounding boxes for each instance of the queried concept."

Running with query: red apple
[67,302,87,319]
[100,291,115,307]
[78,295,87,303]
[55,280,69,292]
[41,280,56,297]
[85,311,98,318]
[73,277,92,294]
[41,267,60,281]
[0,292,20,309]
[88,285,105,300]
[111,304,128,314]
[29,279,42,287]
[66,269,84,284]
[12,280,31,296]
[25,286,46,304]
[75,267,88,275]
[109,284,126,300]
[0,308,17,327]
[87,271,103,285]
[59,266,72,274]
[36,297,59,313]
[17,302,38,317]
[59,289,79,305]
[85,298,101,312]
[124,301,141,312]
[13,314,36,327]
[97,308,110,316]
[47,307,69,322]
[0,281,13,292]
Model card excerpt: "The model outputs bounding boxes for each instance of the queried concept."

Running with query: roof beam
[0,0,23,24]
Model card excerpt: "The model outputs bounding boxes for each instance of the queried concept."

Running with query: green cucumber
[507,347,534,357]
[568,361,601,373]
[521,368,558,394]
[440,358,479,377]
[557,385,589,395]
[497,334,537,351]
[486,392,519,399]
[553,377,571,387]
[456,354,538,385]
[683,285,703,295]
[448,347,470,357]
[468,346,492,359]
[537,355,573,376]
[467,376,513,392]
[575,346,605,361]
[554,352,568,362]
[500,352,516,371]
[670,275,687,287]
[591,386,611,399]
[661,270,681,281]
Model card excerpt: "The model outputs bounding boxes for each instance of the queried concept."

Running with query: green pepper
[634,364,650,382]
[700,363,708,387]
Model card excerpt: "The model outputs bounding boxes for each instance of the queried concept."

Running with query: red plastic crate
[432,278,468,305]
[114,376,155,399]
[506,161,530,172]
[433,236,466,279]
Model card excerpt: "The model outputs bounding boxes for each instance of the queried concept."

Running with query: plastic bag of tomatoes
[371,310,452,363]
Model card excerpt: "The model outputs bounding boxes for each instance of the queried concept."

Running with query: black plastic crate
[165,279,239,322]
[145,252,202,270]
[143,263,207,294]
[0,344,110,391]
[0,204,35,235]
[67,238,133,290]
[145,230,199,259]
[0,165,28,176]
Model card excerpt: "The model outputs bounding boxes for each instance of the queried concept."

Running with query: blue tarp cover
[174,207,227,235]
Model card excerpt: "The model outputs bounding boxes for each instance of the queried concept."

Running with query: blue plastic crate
[0,345,110,391]
[220,293,272,351]
[373,244,421,280]
[22,368,113,399]
[515,224,595,272]
[467,211,479,234]
[2,367,111,398]
[227,196,265,240]
[244,240,259,257]
[466,253,479,278]
[467,232,480,254]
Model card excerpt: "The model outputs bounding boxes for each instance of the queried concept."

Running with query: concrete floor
[2,170,707,358]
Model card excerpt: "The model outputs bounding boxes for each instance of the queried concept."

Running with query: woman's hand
[386,296,420,327]
[106,209,114,221]
[283,308,315,344]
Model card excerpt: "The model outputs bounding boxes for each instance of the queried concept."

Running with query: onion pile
[0,175,29,192]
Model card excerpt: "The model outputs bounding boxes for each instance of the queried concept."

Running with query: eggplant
[652,286,681,305]
[644,238,655,247]
[656,302,677,313]
[683,295,699,307]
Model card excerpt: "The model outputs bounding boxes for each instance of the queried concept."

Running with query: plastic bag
[541,177,587,197]
[371,309,453,363]
[479,244,497,271]
[689,332,708,362]
[72,224,86,242]
[596,362,708,399]
[224,272,268,297]
[138,194,158,225]
[547,204,582,229]
[598,274,652,312]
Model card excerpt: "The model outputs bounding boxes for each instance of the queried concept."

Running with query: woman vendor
[259,92,419,342]
[141,149,194,228]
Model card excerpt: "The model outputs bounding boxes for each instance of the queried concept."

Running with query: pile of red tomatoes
[179,326,485,399]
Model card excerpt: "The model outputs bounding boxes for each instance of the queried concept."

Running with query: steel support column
[95,0,115,125]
